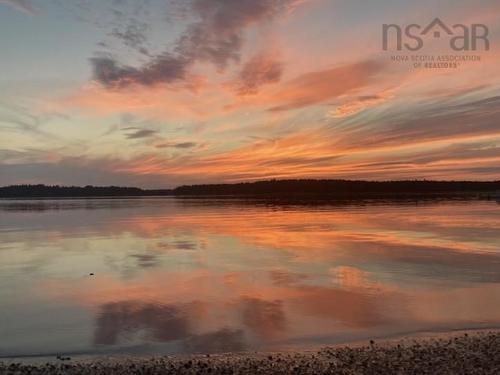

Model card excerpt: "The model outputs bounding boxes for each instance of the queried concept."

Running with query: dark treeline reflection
[0,196,496,214]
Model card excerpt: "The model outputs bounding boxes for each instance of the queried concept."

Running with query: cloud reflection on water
[1,198,500,356]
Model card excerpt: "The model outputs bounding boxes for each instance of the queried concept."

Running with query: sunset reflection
[1,198,500,356]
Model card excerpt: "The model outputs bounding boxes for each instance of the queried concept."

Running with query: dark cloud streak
[236,52,283,95]
[124,128,158,139]
[91,0,301,88]
[155,141,197,149]
[91,54,188,88]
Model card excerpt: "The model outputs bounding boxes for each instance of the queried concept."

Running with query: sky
[0,0,499,188]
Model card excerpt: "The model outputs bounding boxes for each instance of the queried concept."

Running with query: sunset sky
[1,0,499,188]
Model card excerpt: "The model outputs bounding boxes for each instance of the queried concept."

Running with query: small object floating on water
[89,273,94,276]
[56,355,71,361]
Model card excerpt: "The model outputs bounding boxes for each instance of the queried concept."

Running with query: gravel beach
[1,331,499,374]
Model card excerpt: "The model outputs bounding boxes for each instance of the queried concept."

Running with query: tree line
[0,184,172,197]
[2,180,499,198]
[172,179,500,197]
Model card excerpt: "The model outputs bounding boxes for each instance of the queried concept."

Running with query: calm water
[1,197,500,358]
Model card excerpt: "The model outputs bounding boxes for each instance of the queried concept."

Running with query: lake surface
[1,197,500,358]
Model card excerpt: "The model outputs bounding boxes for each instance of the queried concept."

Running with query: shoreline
[3,181,500,200]
[2,329,499,374]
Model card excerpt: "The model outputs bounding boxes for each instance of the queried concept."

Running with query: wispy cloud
[155,141,198,149]
[0,0,35,14]
[267,60,386,111]
[91,55,188,88]
[329,94,391,118]
[235,51,283,95]
[91,0,304,88]
[123,128,157,139]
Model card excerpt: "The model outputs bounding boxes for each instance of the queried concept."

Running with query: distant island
[1,180,500,199]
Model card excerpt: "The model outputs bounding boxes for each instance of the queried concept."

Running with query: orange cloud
[329,93,392,118]
[268,60,385,111]
[226,59,386,112]
[57,81,230,121]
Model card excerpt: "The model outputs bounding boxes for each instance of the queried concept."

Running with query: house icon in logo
[421,18,453,38]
